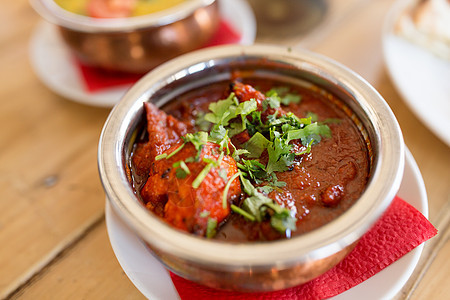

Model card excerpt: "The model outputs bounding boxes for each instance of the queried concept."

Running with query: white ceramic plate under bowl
[105,148,428,300]
[29,0,256,108]
[382,0,450,147]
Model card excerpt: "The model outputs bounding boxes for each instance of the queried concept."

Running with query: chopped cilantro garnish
[192,163,213,189]
[237,99,259,117]
[266,87,302,106]
[236,174,297,232]
[267,86,289,95]
[232,148,250,161]
[175,168,188,179]
[266,134,295,173]
[195,111,211,131]
[280,93,301,106]
[173,160,191,179]
[268,172,287,188]
[205,93,257,128]
[183,131,208,161]
[262,91,281,110]
[306,112,342,125]
[209,125,230,153]
[246,111,264,136]
[155,143,185,161]
[296,138,314,156]
[199,211,210,218]
[231,204,256,221]
[306,112,318,122]
[204,92,237,125]
[218,168,228,182]
[222,172,240,209]
[257,185,275,194]
[241,193,272,222]
[164,83,337,236]
[183,131,208,149]
[237,159,268,184]
[154,153,166,161]
[202,151,224,168]
[286,122,331,145]
[268,203,297,233]
[206,218,217,239]
[241,132,270,158]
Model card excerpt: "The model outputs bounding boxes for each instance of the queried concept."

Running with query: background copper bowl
[31,0,220,73]
[98,44,405,292]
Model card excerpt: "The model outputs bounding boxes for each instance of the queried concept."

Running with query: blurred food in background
[246,0,327,41]
[395,0,450,60]
[54,0,187,18]
[31,0,220,73]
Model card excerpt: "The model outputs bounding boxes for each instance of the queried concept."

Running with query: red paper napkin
[74,19,242,93]
[76,63,143,92]
[170,196,437,299]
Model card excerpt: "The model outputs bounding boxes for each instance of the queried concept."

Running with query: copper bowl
[98,44,405,292]
[30,0,220,73]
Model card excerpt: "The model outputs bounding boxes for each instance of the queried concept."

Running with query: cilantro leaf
[236,174,297,233]
[195,111,211,131]
[209,125,230,153]
[183,131,208,149]
[286,122,331,145]
[262,90,281,110]
[296,138,314,156]
[192,163,213,189]
[182,131,208,161]
[222,172,240,209]
[205,93,257,128]
[236,99,258,116]
[173,160,191,179]
[231,204,255,221]
[245,111,264,136]
[241,132,270,159]
[266,136,294,173]
[237,159,268,184]
[270,207,297,232]
[242,194,272,222]
[257,185,275,194]
[280,93,301,106]
[204,93,236,125]
[155,142,185,161]
[266,87,302,106]
[206,218,217,238]
[306,112,318,122]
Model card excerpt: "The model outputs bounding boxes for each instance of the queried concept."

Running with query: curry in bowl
[129,79,370,242]
[31,0,219,73]
[98,45,404,291]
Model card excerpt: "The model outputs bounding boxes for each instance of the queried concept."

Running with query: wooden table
[1,0,448,299]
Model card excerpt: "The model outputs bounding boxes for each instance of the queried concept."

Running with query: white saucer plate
[105,148,428,299]
[29,0,256,108]
[382,0,450,147]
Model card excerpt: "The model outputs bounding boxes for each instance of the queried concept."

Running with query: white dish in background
[382,0,450,147]
[105,148,428,300]
[29,0,256,108]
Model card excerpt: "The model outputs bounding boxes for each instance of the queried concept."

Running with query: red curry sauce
[130,79,370,242]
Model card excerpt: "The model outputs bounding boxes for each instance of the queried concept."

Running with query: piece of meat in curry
[135,102,241,236]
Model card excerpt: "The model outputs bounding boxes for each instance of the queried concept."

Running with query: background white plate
[29,0,256,108]
[382,0,450,147]
[106,148,428,300]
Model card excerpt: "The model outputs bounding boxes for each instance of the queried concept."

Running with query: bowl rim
[98,44,405,270]
[30,0,216,32]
